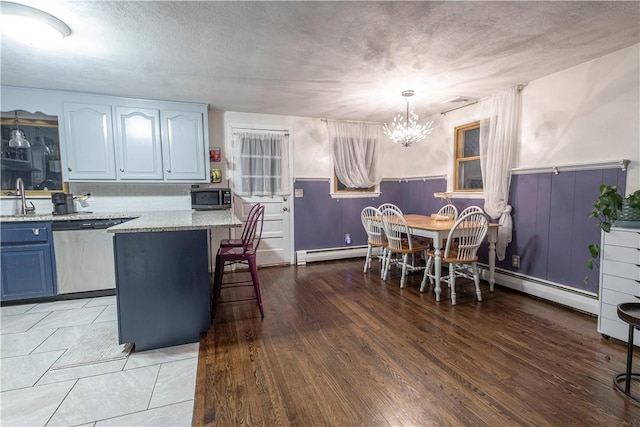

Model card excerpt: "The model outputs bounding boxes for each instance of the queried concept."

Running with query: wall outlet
[511,255,520,268]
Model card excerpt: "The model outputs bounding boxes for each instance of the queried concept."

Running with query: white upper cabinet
[55,90,210,182]
[161,110,206,181]
[115,107,163,180]
[62,103,116,180]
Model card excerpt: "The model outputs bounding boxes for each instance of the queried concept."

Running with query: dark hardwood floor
[193,259,640,426]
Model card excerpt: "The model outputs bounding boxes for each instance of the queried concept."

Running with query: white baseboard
[481,266,598,315]
[296,247,599,315]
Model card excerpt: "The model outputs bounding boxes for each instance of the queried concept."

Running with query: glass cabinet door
[1,110,65,194]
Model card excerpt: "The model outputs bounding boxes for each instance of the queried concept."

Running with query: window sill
[449,192,484,199]
[330,192,381,199]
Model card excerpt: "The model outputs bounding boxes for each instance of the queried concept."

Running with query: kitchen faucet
[15,178,36,215]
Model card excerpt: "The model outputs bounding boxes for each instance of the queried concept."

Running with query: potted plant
[587,185,640,271]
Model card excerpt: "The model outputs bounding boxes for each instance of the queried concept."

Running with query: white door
[229,127,292,266]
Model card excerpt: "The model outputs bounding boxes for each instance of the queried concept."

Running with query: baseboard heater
[296,245,373,265]
[479,265,599,315]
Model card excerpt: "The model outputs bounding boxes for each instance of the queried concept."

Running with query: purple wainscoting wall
[294,168,627,292]
[501,168,627,293]
[293,179,447,251]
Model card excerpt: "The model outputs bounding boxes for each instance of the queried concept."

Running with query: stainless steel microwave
[190,185,232,210]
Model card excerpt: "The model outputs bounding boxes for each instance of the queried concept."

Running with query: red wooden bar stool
[212,204,265,318]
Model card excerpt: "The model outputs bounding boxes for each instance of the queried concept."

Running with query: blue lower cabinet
[0,222,57,301]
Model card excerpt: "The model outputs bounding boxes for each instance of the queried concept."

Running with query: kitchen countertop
[0,210,243,233]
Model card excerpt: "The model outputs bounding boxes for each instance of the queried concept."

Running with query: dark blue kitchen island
[108,210,242,351]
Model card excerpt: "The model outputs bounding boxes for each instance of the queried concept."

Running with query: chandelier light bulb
[383,90,433,147]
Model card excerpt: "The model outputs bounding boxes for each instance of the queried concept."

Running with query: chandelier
[383,90,433,147]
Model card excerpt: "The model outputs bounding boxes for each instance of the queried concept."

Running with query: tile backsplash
[0,183,193,215]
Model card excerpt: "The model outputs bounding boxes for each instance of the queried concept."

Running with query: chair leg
[364,244,372,272]
[450,263,457,305]
[247,256,264,318]
[400,253,409,288]
[381,249,390,280]
[420,256,433,292]
[472,262,482,302]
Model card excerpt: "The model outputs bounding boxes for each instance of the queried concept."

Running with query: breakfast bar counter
[108,210,242,352]
[106,209,242,233]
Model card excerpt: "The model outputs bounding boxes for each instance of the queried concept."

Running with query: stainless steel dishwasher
[52,218,131,294]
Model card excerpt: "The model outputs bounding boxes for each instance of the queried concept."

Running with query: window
[233,131,289,197]
[454,121,483,192]
[1,110,67,196]
[333,171,375,193]
[327,121,382,198]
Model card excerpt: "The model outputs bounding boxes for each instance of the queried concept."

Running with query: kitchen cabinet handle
[166,170,171,173]
[68,167,72,172]
[32,228,40,236]
[283,207,289,212]
[120,168,125,172]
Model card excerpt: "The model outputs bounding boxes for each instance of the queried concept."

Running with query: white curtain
[327,120,383,188]
[479,86,521,261]
[233,131,290,197]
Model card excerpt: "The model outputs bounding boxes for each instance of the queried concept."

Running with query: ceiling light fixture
[383,90,433,148]
[0,1,71,47]
[9,111,30,148]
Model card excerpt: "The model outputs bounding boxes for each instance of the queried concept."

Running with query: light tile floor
[0,296,198,426]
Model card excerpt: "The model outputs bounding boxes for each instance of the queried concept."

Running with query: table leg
[434,242,442,302]
[487,229,497,291]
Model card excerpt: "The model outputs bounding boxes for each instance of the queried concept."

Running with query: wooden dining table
[403,214,500,301]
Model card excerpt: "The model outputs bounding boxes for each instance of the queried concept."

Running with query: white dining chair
[381,209,429,288]
[437,204,458,220]
[361,206,386,273]
[378,203,403,215]
[420,211,489,304]
[459,205,484,217]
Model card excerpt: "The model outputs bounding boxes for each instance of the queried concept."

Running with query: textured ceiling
[1,1,639,122]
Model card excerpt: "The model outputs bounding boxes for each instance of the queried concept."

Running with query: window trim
[454,120,483,193]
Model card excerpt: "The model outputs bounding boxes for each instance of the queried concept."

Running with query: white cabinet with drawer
[597,227,640,345]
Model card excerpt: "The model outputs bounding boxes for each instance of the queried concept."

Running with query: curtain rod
[321,118,383,125]
[440,101,480,116]
[232,128,289,136]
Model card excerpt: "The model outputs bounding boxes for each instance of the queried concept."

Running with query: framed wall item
[210,147,221,162]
